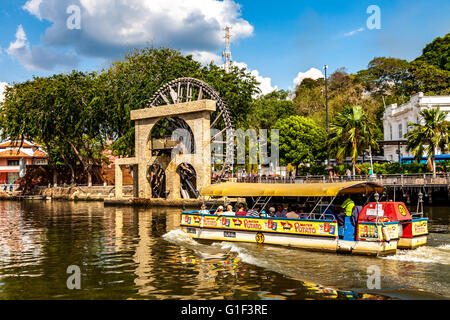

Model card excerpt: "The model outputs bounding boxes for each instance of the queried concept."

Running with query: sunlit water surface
[0,201,448,300]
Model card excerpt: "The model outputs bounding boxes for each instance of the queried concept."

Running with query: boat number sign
[255,232,265,244]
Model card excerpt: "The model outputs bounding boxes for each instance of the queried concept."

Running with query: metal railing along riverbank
[232,173,450,186]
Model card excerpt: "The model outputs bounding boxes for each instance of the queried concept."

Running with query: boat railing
[304,212,336,221]
[411,212,424,219]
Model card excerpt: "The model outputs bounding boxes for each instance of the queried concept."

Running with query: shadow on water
[0,201,448,300]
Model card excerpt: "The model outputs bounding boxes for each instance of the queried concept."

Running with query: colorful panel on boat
[358,222,399,241]
[181,214,338,237]
[411,219,428,236]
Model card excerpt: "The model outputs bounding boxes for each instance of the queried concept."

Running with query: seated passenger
[224,205,235,216]
[267,207,276,217]
[246,206,260,217]
[199,204,209,214]
[275,205,287,218]
[286,205,300,219]
[214,205,224,216]
[236,204,247,216]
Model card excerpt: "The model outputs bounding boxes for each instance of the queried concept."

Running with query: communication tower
[222,26,232,73]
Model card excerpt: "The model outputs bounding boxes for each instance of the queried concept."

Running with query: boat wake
[381,244,450,265]
[162,229,231,260]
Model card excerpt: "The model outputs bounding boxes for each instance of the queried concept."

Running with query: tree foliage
[273,116,326,165]
[405,107,450,177]
[414,33,450,71]
[97,47,260,156]
[328,106,379,175]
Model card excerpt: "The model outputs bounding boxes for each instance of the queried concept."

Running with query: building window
[390,125,393,140]
[7,160,19,166]
[398,123,403,138]
[33,159,47,165]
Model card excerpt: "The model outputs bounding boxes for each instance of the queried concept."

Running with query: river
[0,200,448,300]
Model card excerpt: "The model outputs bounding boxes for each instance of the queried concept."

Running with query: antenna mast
[222,26,232,73]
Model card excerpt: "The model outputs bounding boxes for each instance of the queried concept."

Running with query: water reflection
[0,201,448,300]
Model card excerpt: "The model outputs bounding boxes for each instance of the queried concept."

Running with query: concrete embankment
[1,186,204,208]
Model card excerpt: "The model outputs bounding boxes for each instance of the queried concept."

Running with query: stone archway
[114,78,233,201]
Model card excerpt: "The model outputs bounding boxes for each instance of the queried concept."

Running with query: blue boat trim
[181,211,336,223]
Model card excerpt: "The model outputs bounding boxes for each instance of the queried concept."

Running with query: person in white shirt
[224,204,235,216]
[199,204,209,214]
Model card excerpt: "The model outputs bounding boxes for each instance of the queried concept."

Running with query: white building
[382,92,450,162]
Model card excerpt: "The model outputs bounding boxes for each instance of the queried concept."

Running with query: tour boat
[180,181,428,256]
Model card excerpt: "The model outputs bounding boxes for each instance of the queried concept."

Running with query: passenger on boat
[224,205,235,216]
[275,205,287,218]
[286,205,300,219]
[215,205,224,216]
[267,207,276,217]
[334,197,355,226]
[342,197,355,217]
[246,206,260,217]
[236,204,247,216]
[199,204,209,214]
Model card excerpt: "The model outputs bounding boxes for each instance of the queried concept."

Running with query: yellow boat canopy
[200,181,383,198]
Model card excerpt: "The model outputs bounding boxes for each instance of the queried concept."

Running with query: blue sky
[1,0,449,93]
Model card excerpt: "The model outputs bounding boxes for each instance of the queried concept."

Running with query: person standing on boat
[341,197,355,217]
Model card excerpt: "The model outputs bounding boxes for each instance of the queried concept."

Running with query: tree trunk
[53,170,58,187]
[432,148,437,179]
[352,162,356,177]
[70,165,75,186]
[87,170,92,187]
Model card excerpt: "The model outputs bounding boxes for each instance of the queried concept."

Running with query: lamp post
[324,65,329,165]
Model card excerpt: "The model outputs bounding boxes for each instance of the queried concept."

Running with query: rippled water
[0,201,448,300]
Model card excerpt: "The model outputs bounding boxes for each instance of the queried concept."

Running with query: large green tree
[97,47,260,156]
[247,90,295,129]
[273,116,326,166]
[414,33,450,71]
[405,107,449,178]
[0,72,107,185]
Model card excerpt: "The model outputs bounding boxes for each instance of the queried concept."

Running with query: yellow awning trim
[200,181,383,198]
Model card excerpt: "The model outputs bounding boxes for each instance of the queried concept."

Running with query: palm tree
[405,107,449,178]
[329,105,378,176]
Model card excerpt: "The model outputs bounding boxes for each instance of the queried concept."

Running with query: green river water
[0,200,448,300]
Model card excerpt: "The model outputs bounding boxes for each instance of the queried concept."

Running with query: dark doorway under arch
[177,163,198,199]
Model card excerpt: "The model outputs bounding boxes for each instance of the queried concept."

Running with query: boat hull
[180,225,398,256]
[398,235,427,249]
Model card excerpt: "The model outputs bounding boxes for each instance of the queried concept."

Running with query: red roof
[0,150,32,158]
[0,141,34,148]
[33,150,47,158]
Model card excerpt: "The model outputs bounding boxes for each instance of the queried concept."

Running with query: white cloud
[23,0,43,21]
[0,82,9,103]
[6,25,80,71]
[20,0,254,68]
[234,61,277,96]
[293,67,324,86]
[188,50,222,65]
[344,27,365,37]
